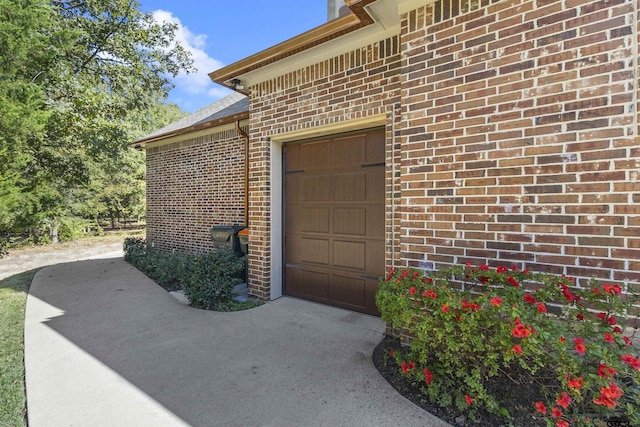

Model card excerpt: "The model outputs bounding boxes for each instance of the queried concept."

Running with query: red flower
[567,377,583,389]
[557,392,572,409]
[422,289,436,299]
[559,336,566,343]
[602,284,622,295]
[513,344,523,355]
[408,361,416,370]
[464,395,474,406]
[524,294,537,304]
[409,287,416,295]
[557,420,569,427]
[597,364,616,378]
[594,382,623,409]
[601,382,623,400]
[479,264,490,271]
[537,302,547,313]
[576,313,584,320]
[465,261,472,267]
[490,297,502,307]
[441,304,450,313]
[551,407,563,418]
[621,354,640,370]
[607,316,616,326]
[496,265,508,273]
[512,319,532,338]
[573,337,586,354]
[604,333,615,344]
[385,267,395,282]
[424,368,433,384]
[400,270,410,279]
[534,401,547,415]
[401,362,409,375]
[623,336,633,346]
[461,298,480,311]
[560,285,578,302]
[507,276,519,287]
[596,312,607,321]
[613,326,622,333]
[388,349,395,357]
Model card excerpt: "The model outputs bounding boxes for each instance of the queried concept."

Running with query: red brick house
[139,0,640,316]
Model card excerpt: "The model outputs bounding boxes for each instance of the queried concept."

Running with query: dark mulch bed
[372,335,550,427]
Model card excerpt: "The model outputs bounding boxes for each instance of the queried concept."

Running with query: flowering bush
[376,264,640,426]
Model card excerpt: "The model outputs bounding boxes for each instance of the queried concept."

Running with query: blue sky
[138,1,329,112]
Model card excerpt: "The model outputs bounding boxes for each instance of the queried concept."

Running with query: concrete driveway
[24,255,449,426]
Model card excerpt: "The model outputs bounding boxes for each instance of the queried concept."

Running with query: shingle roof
[138,92,249,143]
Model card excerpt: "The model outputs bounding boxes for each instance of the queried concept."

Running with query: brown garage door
[285,129,385,315]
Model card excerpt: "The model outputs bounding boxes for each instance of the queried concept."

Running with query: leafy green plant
[181,249,245,310]
[376,264,640,426]
[123,237,146,264]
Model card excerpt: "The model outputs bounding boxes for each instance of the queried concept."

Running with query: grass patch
[0,269,37,427]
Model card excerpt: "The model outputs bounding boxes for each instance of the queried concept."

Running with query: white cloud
[152,10,226,99]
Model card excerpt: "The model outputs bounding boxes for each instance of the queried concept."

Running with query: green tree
[0,0,193,250]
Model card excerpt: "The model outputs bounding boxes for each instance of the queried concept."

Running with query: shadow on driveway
[25,256,450,426]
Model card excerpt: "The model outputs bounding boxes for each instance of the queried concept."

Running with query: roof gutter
[209,0,377,89]
[133,111,249,148]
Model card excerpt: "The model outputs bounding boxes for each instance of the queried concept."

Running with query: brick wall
[399,0,639,289]
[146,125,247,254]
[247,37,402,299]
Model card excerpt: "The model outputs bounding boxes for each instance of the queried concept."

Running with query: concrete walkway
[25,255,449,426]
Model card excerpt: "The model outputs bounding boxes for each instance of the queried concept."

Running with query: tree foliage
[0,0,192,251]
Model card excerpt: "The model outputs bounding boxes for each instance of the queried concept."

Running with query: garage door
[284,129,385,315]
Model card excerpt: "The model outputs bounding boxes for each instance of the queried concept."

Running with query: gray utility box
[210,225,246,255]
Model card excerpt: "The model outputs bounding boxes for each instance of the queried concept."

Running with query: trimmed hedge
[123,237,247,310]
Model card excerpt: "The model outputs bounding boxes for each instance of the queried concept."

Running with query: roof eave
[209,0,377,88]
[133,111,249,148]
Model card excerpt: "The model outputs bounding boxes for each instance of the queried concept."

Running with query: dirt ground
[0,235,128,281]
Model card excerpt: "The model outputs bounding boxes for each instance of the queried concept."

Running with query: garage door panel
[286,145,303,171]
[302,141,330,170]
[330,275,365,307]
[333,240,366,270]
[367,204,385,240]
[366,239,385,276]
[302,207,330,233]
[299,270,329,300]
[333,208,366,235]
[365,131,385,164]
[331,136,365,167]
[302,175,331,201]
[301,238,330,265]
[334,173,366,201]
[366,168,385,201]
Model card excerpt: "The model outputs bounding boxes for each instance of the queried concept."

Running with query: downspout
[391,103,401,267]
[236,119,249,226]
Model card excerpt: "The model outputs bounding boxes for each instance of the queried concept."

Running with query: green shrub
[58,217,92,242]
[123,238,250,310]
[141,250,187,288]
[376,264,640,426]
[123,237,146,264]
[123,237,187,288]
[182,249,245,310]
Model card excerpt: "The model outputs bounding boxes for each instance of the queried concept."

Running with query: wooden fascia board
[132,111,249,148]
[209,0,378,87]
